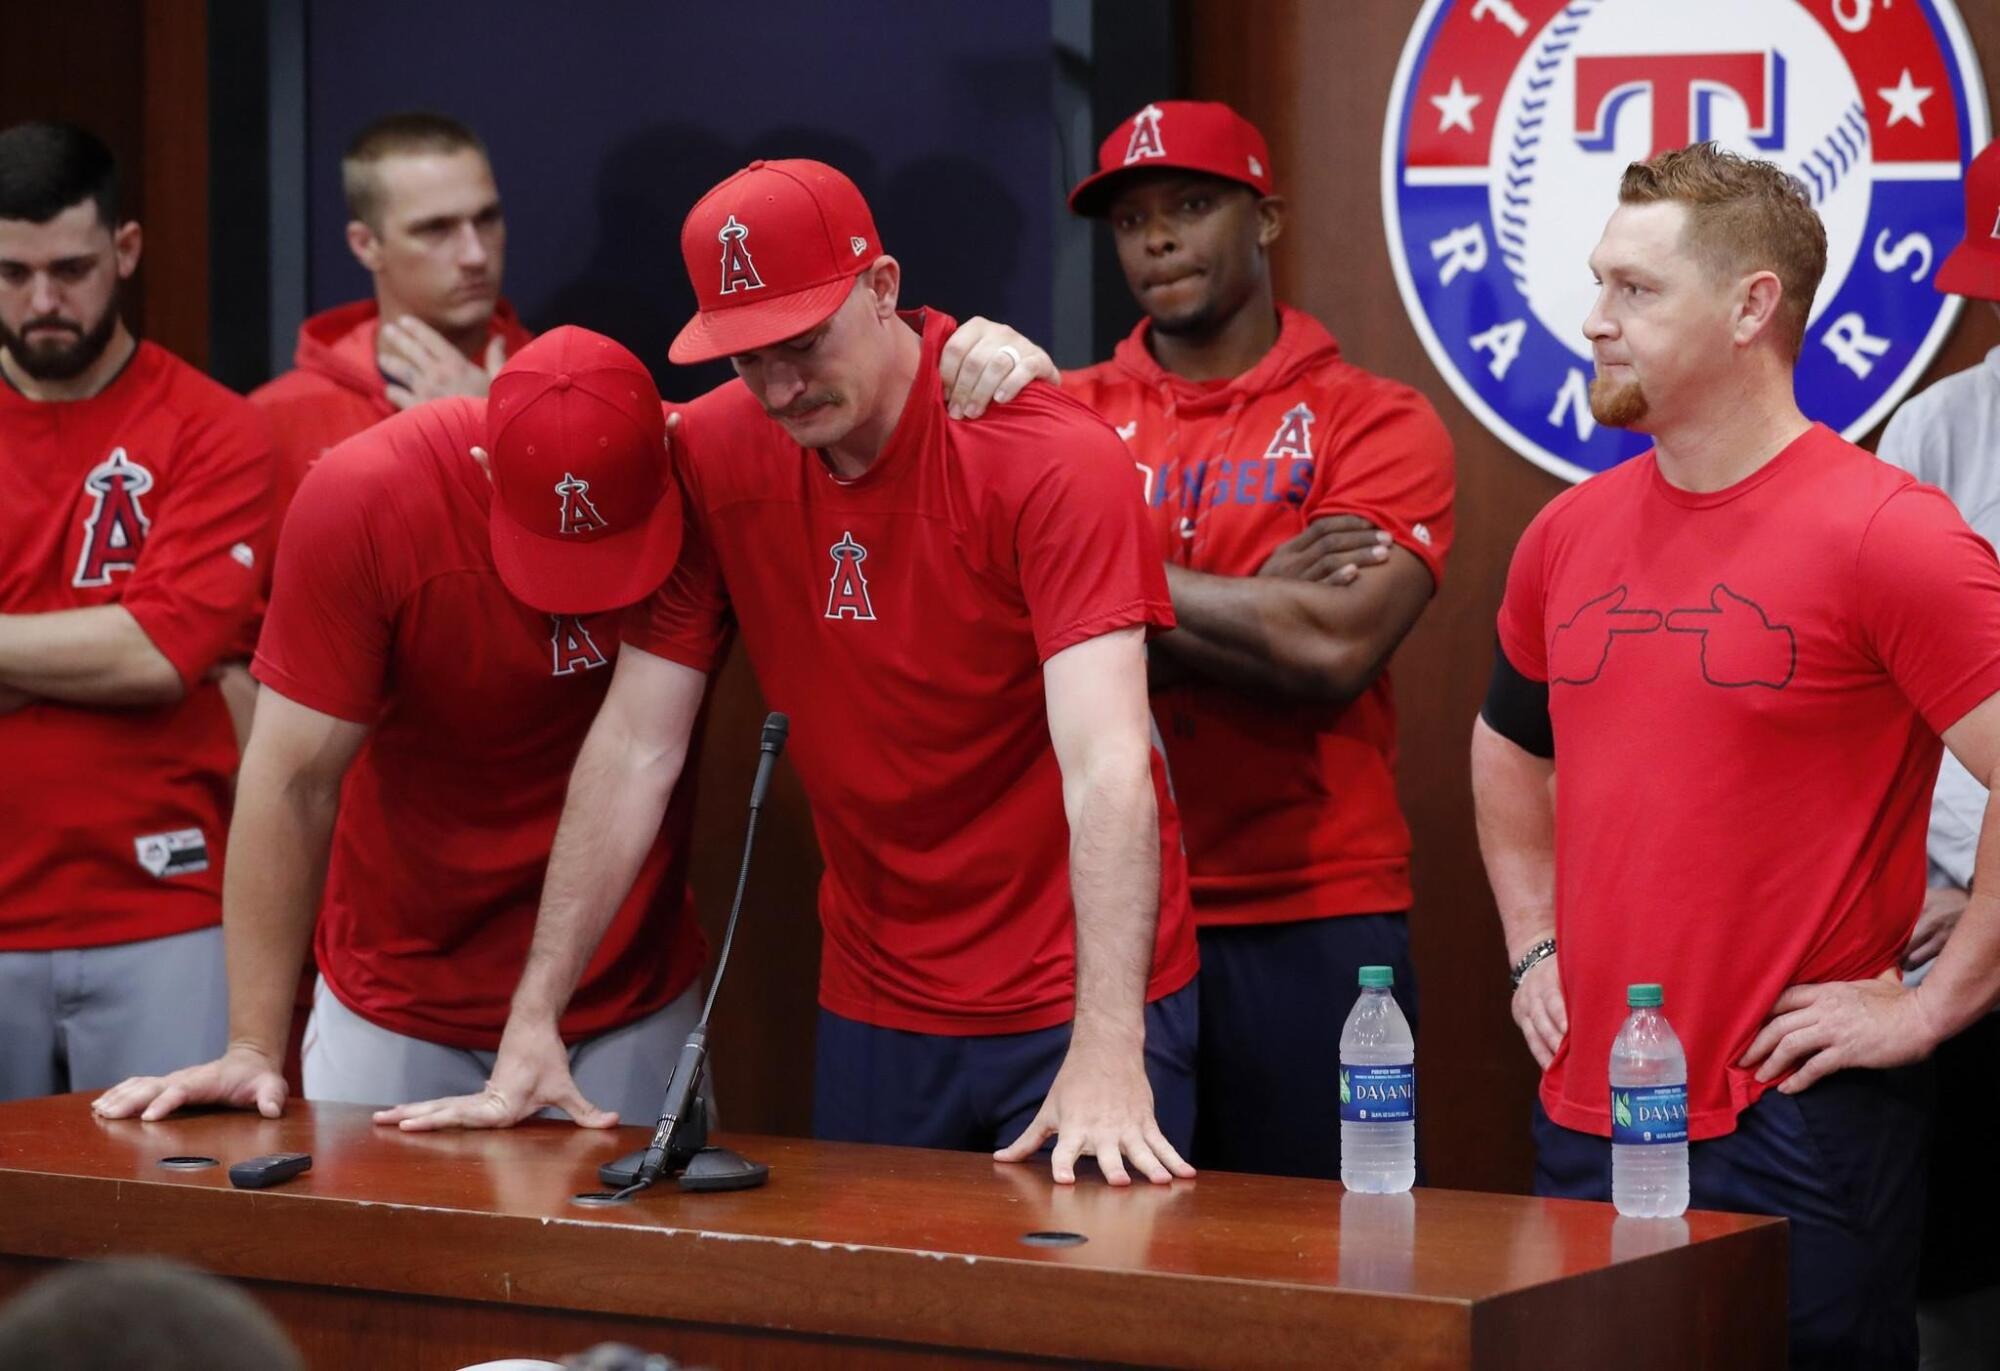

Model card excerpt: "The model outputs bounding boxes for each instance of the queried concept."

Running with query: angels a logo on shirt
[1264,403,1316,459]
[1125,103,1168,164]
[825,530,877,621]
[554,471,607,536]
[549,615,608,675]
[718,215,765,295]
[73,447,154,587]
[1384,0,1988,482]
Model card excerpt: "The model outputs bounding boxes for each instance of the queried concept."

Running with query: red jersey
[1497,424,2000,1140]
[1065,307,1455,925]
[625,310,1199,1035]
[252,397,704,1049]
[248,299,533,515]
[0,343,274,949]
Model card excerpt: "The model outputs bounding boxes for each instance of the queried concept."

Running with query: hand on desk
[371,1016,617,1131]
[992,1038,1195,1186]
[92,1043,288,1121]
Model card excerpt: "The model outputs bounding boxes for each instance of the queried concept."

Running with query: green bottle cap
[1627,983,1664,1008]
[1359,965,1394,988]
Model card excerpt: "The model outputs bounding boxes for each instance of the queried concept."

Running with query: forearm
[220,760,340,1057]
[1471,718,1558,960]
[1065,752,1159,1052]
[510,718,687,1024]
[0,606,183,705]
[1155,563,1406,705]
[1913,785,2000,1038]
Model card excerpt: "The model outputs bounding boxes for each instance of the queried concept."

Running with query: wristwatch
[1509,937,1556,988]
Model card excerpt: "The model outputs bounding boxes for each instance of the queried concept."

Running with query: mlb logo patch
[134,828,209,879]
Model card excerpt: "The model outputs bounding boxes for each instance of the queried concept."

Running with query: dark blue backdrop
[306,1,1054,398]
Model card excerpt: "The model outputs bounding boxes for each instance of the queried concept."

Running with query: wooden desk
[0,1095,1783,1369]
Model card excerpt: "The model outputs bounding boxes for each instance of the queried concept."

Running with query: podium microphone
[594,711,788,1199]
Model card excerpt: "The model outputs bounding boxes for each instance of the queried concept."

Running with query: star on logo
[1877,67,1934,128]
[1430,77,1482,135]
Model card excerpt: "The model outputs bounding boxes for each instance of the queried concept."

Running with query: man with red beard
[1473,142,2000,1366]
[0,122,273,1099]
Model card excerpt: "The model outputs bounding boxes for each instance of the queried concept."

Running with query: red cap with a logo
[486,326,681,615]
[1067,100,1274,217]
[1937,140,2000,301]
[668,158,881,365]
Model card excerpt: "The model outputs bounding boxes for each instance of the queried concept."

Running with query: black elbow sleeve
[1481,638,1554,759]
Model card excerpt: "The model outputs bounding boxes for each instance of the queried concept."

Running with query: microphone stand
[594,712,788,1197]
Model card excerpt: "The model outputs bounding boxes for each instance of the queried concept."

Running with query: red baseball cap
[668,158,881,365]
[1068,100,1274,217]
[485,326,682,615]
[1936,139,2000,300]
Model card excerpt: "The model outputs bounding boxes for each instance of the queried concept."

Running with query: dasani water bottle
[1609,982,1689,1217]
[1339,965,1416,1193]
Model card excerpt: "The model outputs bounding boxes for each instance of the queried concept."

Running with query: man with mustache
[1472,141,2000,1366]
[385,160,1201,1187]
[0,121,273,1100]
[1062,100,1455,1179]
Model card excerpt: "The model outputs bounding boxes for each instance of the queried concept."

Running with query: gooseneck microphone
[600,711,788,1198]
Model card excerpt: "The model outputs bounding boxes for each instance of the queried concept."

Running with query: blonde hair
[1619,141,1827,359]
[341,111,487,229]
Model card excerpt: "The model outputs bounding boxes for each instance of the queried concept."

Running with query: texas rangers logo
[549,615,608,675]
[1125,103,1168,164]
[825,530,877,621]
[554,471,606,536]
[1384,0,1989,481]
[73,447,153,587]
[718,214,764,295]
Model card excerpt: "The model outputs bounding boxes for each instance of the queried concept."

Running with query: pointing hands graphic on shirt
[1551,584,1795,689]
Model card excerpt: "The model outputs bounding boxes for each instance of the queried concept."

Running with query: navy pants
[1534,1063,1933,1370]
[1193,913,1418,1180]
[813,981,1199,1156]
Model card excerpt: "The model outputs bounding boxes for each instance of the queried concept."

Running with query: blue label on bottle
[1610,1084,1687,1145]
[1339,1063,1415,1123]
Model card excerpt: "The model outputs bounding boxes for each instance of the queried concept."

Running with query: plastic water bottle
[1609,983,1689,1217]
[1339,965,1416,1193]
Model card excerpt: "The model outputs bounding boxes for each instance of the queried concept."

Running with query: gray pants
[0,925,228,1101]
[302,977,709,1124]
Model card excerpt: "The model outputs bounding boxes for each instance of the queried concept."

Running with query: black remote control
[228,1152,312,1189]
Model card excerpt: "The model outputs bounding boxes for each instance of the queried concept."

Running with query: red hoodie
[248,299,533,516]
[1065,306,1455,926]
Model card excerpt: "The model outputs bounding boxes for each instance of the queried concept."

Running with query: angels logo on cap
[1125,103,1168,164]
[554,472,607,536]
[719,215,764,295]
[1384,0,1990,482]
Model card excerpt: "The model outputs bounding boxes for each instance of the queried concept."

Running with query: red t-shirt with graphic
[1497,424,2000,1140]
[0,343,273,949]
[252,397,704,1048]
[1065,307,1455,925]
[624,310,1199,1035]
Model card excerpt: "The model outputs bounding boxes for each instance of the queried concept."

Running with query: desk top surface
[0,1092,1774,1304]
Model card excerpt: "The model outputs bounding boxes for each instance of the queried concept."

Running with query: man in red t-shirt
[1064,101,1455,1179]
[93,331,709,1127]
[1474,143,2000,1365]
[0,122,273,1099]
[248,113,531,516]
[388,160,1201,1186]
